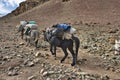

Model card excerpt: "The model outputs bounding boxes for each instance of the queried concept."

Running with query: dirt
[0,21,120,80]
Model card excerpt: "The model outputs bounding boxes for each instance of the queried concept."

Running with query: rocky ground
[0,21,120,80]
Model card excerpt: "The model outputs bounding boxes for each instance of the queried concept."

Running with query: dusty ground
[0,21,120,80]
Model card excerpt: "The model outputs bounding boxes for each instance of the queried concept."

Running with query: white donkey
[115,39,120,55]
[24,24,40,48]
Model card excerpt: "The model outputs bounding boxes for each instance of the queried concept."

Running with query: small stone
[45,56,48,59]
[48,71,54,74]
[19,42,24,45]
[17,54,23,58]
[109,29,118,33]
[83,45,88,49]
[61,64,64,66]
[27,62,34,67]
[101,74,110,80]
[35,52,41,57]
[2,58,8,61]
[4,46,10,49]
[8,67,14,71]
[23,59,29,65]
[15,45,19,48]
[46,78,51,80]
[76,72,88,75]
[77,68,81,72]
[40,69,45,74]
[45,53,49,56]
[19,50,23,53]
[58,75,63,79]
[62,0,70,2]
[42,71,48,77]
[33,58,40,64]
[3,56,12,61]
[67,77,72,80]
[7,71,18,76]
[42,63,45,67]
[115,69,120,73]
[28,76,36,80]
[0,61,2,64]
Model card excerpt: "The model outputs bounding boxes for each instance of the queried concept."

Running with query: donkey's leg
[50,45,56,57]
[53,45,56,57]
[35,40,38,48]
[72,37,80,62]
[35,32,39,48]
[26,38,29,46]
[50,45,53,54]
[25,36,28,46]
[21,29,24,39]
[25,36,27,42]
[61,47,68,63]
[73,39,79,62]
[21,32,23,39]
[68,47,76,66]
[26,38,30,47]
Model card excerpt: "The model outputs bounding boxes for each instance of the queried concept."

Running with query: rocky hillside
[1,0,120,24]
[3,0,49,18]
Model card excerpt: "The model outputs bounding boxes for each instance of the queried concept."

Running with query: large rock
[5,0,49,17]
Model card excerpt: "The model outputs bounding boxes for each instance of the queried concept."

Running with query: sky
[0,0,26,16]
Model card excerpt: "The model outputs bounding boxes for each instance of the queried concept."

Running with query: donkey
[43,29,80,66]
[16,24,25,39]
[17,24,39,48]
[25,28,40,48]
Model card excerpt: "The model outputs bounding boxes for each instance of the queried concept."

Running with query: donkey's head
[42,30,52,42]
[16,25,24,32]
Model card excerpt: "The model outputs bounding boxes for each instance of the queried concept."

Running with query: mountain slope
[4,0,120,27]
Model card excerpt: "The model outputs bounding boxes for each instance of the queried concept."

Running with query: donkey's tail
[34,37,39,42]
[33,31,39,42]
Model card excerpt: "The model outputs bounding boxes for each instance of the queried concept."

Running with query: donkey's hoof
[71,63,75,66]
[52,53,55,55]
[54,57,56,60]
[60,60,63,63]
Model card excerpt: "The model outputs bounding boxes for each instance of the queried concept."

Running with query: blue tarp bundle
[56,23,71,31]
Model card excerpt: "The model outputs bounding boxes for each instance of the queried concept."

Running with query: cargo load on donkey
[28,21,37,24]
[51,23,76,39]
[16,21,28,39]
[23,21,39,48]
[24,21,38,35]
